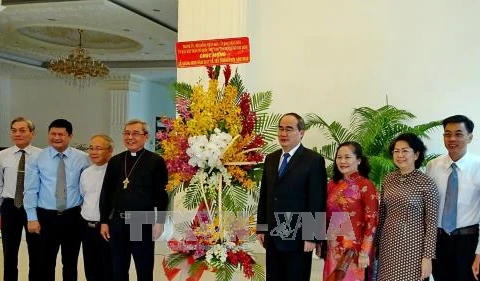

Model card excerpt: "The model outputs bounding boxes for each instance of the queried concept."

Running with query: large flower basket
[158,65,280,281]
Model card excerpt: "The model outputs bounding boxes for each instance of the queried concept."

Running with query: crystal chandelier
[48,29,109,89]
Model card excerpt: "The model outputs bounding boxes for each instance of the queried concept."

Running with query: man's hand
[304,241,316,252]
[27,221,41,234]
[315,243,322,258]
[358,251,370,269]
[257,233,265,247]
[153,223,164,240]
[421,257,432,279]
[472,255,480,280]
[100,224,110,241]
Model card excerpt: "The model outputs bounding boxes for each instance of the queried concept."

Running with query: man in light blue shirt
[24,119,90,281]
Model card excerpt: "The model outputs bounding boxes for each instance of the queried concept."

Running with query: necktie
[14,150,26,208]
[442,163,458,233]
[278,153,290,177]
[56,153,67,212]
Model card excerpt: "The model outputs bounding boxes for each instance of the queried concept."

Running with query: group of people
[1,112,480,281]
[0,117,169,281]
[257,113,480,281]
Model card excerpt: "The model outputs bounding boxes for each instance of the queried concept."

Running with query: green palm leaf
[251,91,273,113]
[183,182,204,210]
[307,104,442,189]
[188,260,207,277]
[305,113,354,143]
[304,113,329,130]
[327,121,356,144]
[173,82,193,100]
[368,156,396,188]
[165,252,189,268]
[214,263,236,281]
[230,71,245,102]
[260,142,280,154]
[423,153,442,166]
[252,263,266,281]
[412,121,443,137]
[315,143,338,162]
[174,220,194,235]
[255,112,282,143]
[223,185,249,212]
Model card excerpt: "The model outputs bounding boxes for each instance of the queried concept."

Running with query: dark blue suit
[257,145,327,281]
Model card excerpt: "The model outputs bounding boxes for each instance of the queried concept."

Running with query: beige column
[106,74,142,153]
[0,74,11,146]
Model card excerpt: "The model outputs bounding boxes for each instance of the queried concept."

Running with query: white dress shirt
[426,152,480,253]
[0,145,41,207]
[278,142,301,170]
[80,163,107,222]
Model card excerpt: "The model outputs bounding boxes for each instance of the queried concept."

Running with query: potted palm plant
[305,105,442,188]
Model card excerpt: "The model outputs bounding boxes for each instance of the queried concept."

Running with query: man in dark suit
[257,112,327,281]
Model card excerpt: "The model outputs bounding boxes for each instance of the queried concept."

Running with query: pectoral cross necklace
[123,150,146,189]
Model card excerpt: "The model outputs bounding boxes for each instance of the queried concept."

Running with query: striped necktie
[14,150,26,208]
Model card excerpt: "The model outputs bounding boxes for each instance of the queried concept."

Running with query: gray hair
[11,117,35,132]
[90,134,114,149]
[124,118,150,134]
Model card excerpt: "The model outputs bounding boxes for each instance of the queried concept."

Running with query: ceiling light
[48,29,109,90]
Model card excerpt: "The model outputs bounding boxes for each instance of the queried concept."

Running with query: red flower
[227,250,239,265]
[223,65,231,86]
[206,66,214,79]
[226,250,255,278]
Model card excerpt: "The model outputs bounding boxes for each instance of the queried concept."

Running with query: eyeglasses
[87,147,110,152]
[122,131,146,137]
[278,127,298,134]
[392,149,414,155]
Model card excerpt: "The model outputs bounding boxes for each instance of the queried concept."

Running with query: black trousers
[109,216,155,281]
[432,229,478,281]
[266,240,313,281]
[82,219,113,281]
[37,206,83,281]
[0,199,42,281]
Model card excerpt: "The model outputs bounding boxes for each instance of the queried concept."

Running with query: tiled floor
[0,237,324,280]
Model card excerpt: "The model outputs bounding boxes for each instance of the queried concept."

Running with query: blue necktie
[278,153,290,177]
[442,163,458,233]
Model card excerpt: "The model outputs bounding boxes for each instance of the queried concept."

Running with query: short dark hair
[442,115,474,133]
[48,119,73,135]
[332,141,371,183]
[280,113,305,131]
[389,133,426,169]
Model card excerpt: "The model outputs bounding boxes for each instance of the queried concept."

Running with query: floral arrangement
[159,65,280,281]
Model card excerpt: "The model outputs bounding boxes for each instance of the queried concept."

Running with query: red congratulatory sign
[176,37,250,68]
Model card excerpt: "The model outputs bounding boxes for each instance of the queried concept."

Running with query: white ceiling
[0,0,178,81]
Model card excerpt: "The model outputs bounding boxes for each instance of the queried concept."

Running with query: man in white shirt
[80,134,114,281]
[426,115,480,281]
[0,117,42,281]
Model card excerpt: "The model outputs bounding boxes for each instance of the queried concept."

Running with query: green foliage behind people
[305,105,442,188]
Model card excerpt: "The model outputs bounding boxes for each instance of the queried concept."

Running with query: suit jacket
[257,144,327,251]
